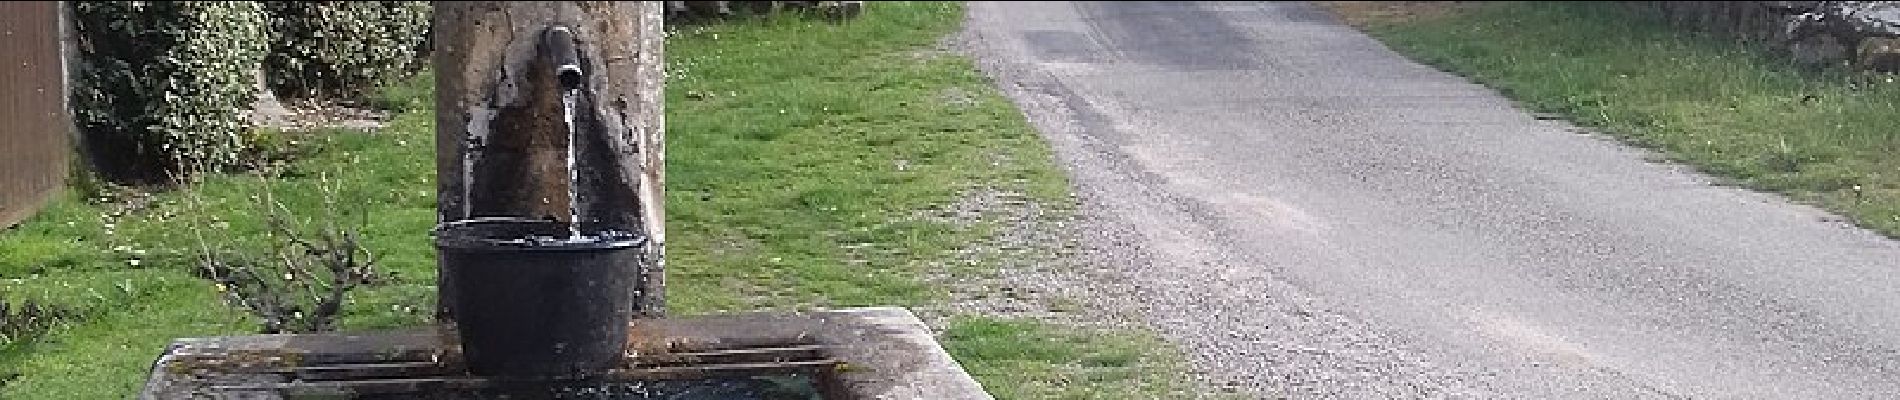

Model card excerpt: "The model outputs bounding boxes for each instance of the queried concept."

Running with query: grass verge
[668,3,1200,398]
[0,2,1199,398]
[1323,1,1900,237]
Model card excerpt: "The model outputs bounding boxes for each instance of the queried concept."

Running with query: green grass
[943,317,1206,399]
[663,1,1074,314]
[0,2,1199,398]
[0,71,443,398]
[1356,1,1900,237]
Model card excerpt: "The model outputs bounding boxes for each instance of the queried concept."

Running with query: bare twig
[190,167,381,334]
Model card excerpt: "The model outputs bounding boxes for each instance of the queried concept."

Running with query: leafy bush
[263,1,432,102]
[70,1,271,183]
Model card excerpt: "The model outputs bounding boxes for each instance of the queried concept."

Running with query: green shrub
[263,1,432,102]
[70,1,270,183]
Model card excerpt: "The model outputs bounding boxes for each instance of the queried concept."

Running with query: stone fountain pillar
[430,1,668,377]
[432,1,668,329]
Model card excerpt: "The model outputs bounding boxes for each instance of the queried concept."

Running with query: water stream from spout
[562,88,583,239]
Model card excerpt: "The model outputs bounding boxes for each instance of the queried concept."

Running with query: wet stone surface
[362,375,826,400]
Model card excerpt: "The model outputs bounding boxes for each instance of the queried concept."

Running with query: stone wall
[1638,1,1900,71]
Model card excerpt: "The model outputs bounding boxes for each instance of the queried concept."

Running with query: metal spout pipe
[544,26,584,91]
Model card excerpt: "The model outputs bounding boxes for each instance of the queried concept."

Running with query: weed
[191,175,380,334]
[0,301,72,344]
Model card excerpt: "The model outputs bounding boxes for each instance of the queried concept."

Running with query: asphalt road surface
[960,2,1900,398]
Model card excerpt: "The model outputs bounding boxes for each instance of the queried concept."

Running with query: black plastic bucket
[434,217,647,377]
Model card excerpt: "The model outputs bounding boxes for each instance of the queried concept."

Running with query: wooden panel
[0,1,70,228]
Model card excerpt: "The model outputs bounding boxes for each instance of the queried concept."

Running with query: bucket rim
[434,217,647,251]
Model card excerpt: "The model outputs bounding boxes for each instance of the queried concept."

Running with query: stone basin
[139,307,991,399]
